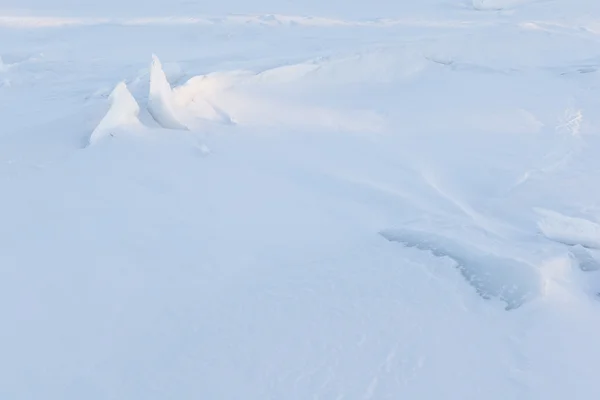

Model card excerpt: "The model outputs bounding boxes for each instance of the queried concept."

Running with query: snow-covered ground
[2,0,600,398]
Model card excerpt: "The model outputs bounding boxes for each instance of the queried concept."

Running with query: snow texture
[148,54,189,130]
[536,208,600,249]
[89,82,141,145]
[0,56,7,73]
[472,0,526,10]
[570,245,600,272]
[2,0,600,399]
[380,228,540,310]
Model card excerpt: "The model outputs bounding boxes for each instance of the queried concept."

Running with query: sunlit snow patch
[89,81,142,146]
[172,72,237,126]
[536,255,600,303]
[169,58,386,132]
[380,228,541,309]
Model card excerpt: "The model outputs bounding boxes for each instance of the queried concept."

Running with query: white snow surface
[147,54,189,130]
[2,0,600,398]
[89,82,141,145]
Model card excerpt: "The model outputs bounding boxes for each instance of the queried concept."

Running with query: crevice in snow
[88,81,141,146]
[147,54,189,130]
[380,228,541,310]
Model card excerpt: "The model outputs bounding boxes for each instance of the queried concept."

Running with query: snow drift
[3,1,600,399]
[536,208,600,249]
[148,54,189,130]
[89,81,141,146]
[380,228,541,309]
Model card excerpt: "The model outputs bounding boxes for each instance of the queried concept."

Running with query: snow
[147,54,189,130]
[536,208,600,249]
[2,0,600,398]
[89,82,141,146]
[380,228,541,310]
[471,0,526,11]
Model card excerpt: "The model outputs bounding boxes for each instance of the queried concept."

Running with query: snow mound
[148,54,188,130]
[89,81,141,146]
[105,53,385,133]
[172,75,236,125]
[380,228,541,309]
[535,208,600,249]
[251,49,426,87]
[169,60,386,132]
[179,88,382,132]
[537,256,583,300]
